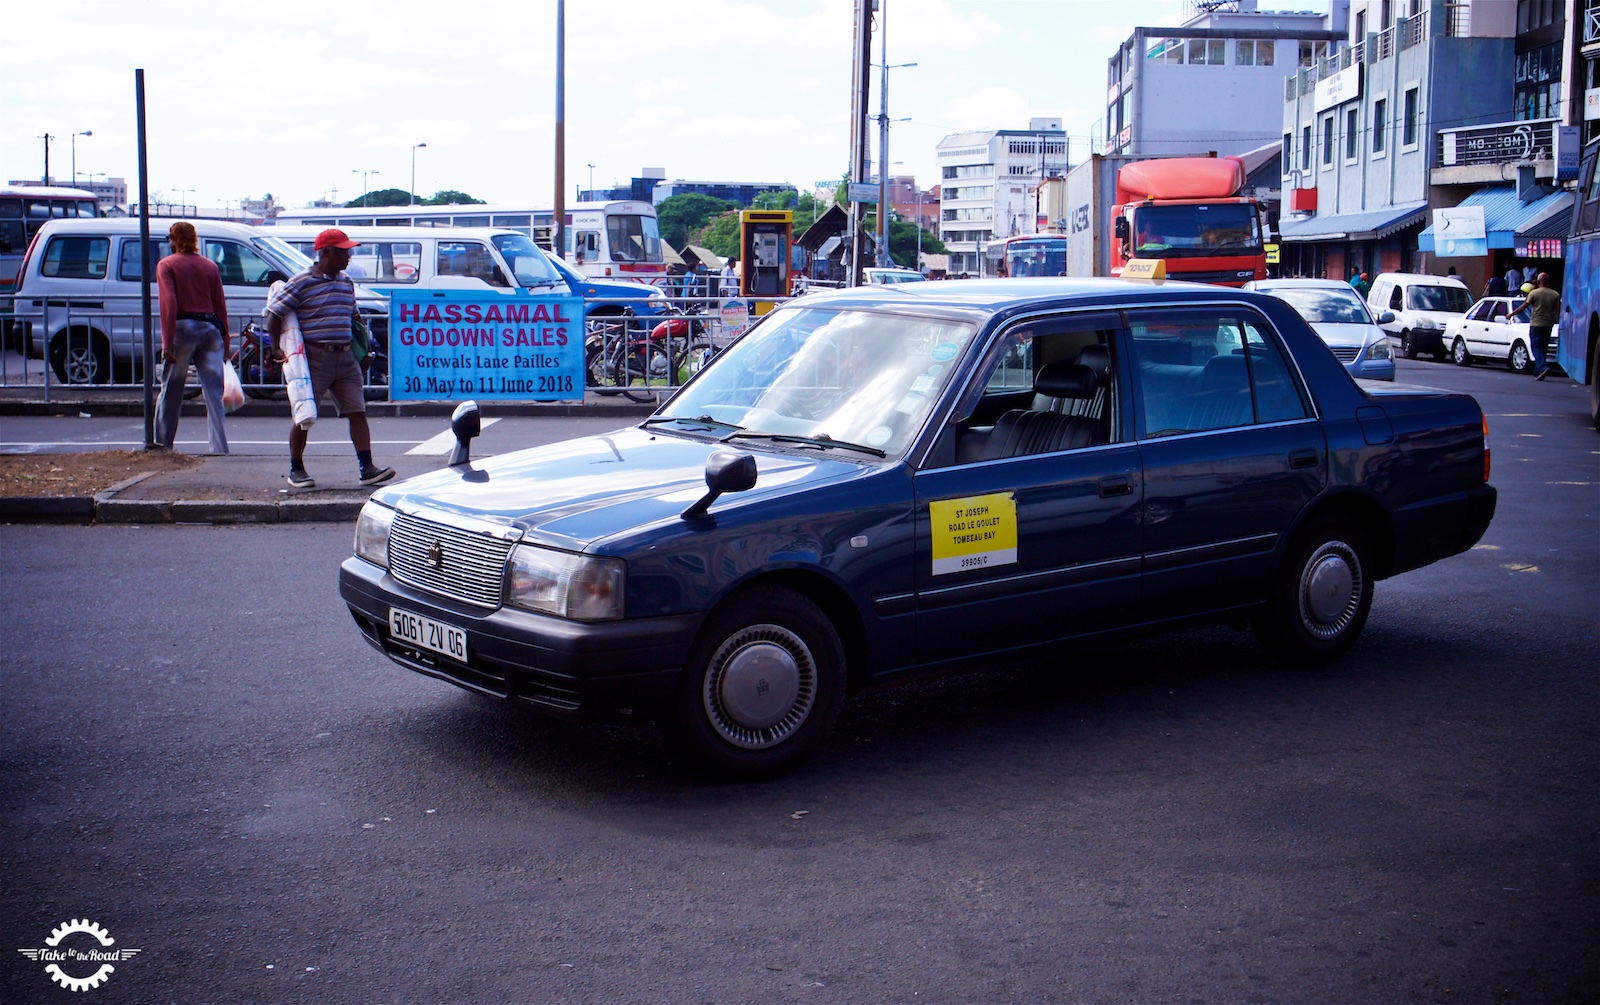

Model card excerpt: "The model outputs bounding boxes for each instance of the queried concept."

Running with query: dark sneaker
[1535,366,1550,381]
[358,463,396,486]
[286,467,315,489]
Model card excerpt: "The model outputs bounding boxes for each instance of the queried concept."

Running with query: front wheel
[1451,336,1473,367]
[1399,329,1419,359]
[1254,515,1374,666]
[1508,340,1534,375]
[662,586,847,778]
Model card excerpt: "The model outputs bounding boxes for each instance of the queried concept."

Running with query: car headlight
[354,501,395,568]
[1364,340,1393,361]
[505,545,626,621]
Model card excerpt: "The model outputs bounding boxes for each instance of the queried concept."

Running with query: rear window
[1407,284,1471,313]
[118,238,172,281]
[41,236,109,279]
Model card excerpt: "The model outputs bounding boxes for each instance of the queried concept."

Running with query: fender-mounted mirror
[448,400,481,467]
[681,449,757,521]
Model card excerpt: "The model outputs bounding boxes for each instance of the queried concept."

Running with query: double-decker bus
[1561,137,1600,430]
[270,200,666,281]
[997,234,1067,277]
[1,185,101,348]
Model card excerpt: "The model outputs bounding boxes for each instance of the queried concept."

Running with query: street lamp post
[586,163,594,200]
[71,131,92,185]
[352,169,379,207]
[873,3,916,268]
[39,134,55,183]
[410,143,426,206]
[179,188,194,215]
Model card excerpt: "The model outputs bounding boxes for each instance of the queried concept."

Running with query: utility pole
[874,3,914,269]
[846,0,874,286]
[553,0,566,259]
[40,134,55,184]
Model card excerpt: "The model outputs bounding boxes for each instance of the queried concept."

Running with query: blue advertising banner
[387,291,585,400]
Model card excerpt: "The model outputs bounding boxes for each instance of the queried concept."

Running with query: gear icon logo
[18,918,141,992]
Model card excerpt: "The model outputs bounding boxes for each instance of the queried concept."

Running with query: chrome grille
[1329,346,1361,362]
[389,511,515,608]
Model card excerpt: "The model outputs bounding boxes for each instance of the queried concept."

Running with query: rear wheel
[1451,336,1472,367]
[1254,515,1374,666]
[1508,340,1534,375]
[49,328,112,384]
[662,586,846,778]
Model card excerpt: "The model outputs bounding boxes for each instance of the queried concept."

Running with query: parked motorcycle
[236,318,388,400]
[584,309,712,402]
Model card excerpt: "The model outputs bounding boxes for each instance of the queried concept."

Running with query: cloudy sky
[3,0,1322,211]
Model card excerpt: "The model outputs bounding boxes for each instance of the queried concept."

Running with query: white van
[266,226,568,298]
[1365,272,1474,359]
[15,218,386,384]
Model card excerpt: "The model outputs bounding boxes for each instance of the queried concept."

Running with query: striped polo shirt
[267,268,357,344]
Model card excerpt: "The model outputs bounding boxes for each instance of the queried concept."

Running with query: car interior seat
[968,362,1102,462]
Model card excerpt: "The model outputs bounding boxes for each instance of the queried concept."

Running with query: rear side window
[40,237,109,279]
[1130,308,1308,437]
[118,238,172,281]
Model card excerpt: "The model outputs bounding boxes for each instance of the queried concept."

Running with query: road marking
[407,418,499,455]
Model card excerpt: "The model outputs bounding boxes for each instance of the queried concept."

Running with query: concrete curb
[2,470,368,526]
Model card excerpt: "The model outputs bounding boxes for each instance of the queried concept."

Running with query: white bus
[269,200,666,281]
[2,184,101,350]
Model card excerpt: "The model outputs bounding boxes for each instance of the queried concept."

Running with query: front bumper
[339,557,704,722]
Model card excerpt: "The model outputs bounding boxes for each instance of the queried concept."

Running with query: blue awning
[1417,186,1574,252]
[1278,201,1429,242]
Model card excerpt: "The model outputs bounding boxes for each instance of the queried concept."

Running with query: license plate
[388,607,468,663]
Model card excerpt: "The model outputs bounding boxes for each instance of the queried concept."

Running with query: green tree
[887,216,945,268]
[692,211,742,260]
[751,189,797,210]
[344,187,412,208]
[656,193,736,249]
[422,190,485,205]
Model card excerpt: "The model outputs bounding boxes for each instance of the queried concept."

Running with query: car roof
[1248,278,1360,293]
[776,276,1279,319]
[1372,272,1467,287]
[262,225,528,240]
[33,218,268,239]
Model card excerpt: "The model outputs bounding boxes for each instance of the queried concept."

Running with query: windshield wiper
[521,278,563,289]
[642,414,744,433]
[722,431,886,457]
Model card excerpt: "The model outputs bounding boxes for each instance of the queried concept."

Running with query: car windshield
[1265,286,1372,324]
[491,233,563,288]
[254,235,313,272]
[1130,203,1261,257]
[657,306,977,458]
[1407,285,1472,312]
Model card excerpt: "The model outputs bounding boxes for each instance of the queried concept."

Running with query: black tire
[1588,337,1599,432]
[682,338,714,381]
[1400,329,1418,359]
[1253,514,1374,667]
[49,328,112,385]
[237,342,287,400]
[662,585,847,778]
[1451,336,1472,367]
[1508,340,1534,375]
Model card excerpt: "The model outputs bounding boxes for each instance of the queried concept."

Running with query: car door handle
[1099,475,1133,497]
[1288,448,1319,469]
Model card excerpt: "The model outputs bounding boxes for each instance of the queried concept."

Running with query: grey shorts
[303,340,366,416]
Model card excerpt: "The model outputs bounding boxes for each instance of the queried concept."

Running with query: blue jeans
[1530,325,1553,373]
[155,318,229,453]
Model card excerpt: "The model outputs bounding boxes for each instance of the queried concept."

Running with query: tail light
[1482,414,1491,482]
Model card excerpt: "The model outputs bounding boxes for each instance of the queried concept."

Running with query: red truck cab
[1112,157,1266,287]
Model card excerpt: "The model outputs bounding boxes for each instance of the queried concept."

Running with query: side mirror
[681,449,757,521]
[448,400,481,467]
[1377,311,1395,324]
[264,270,289,285]
[1114,217,1130,240]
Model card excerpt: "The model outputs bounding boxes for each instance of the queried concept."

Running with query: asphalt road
[2,360,1595,1003]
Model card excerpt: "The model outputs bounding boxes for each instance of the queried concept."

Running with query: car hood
[1308,322,1384,348]
[370,425,870,552]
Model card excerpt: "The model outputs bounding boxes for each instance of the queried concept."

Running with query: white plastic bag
[267,281,317,430]
[221,361,246,412]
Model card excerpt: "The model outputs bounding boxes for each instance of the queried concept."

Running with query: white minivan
[1365,272,1474,360]
[16,218,386,384]
[266,226,568,298]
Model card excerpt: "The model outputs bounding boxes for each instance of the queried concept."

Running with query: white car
[1243,278,1395,380]
[1443,296,1560,374]
[863,267,926,284]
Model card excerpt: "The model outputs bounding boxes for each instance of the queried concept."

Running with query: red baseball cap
[313,228,361,251]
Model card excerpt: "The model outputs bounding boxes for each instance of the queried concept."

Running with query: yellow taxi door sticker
[929,492,1018,575]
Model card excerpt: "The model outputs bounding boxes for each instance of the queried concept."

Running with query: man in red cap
[266,228,394,488]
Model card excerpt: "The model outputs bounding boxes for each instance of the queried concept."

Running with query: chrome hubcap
[1299,541,1361,639]
[703,624,815,749]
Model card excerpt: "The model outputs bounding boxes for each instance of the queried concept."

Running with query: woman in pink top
[154,221,230,453]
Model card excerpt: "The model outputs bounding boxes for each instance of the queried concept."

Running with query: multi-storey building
[935,118,1068,276]
[1574,0,1599,144]
[1103,1,1348,159]
[1280,0,1580,291]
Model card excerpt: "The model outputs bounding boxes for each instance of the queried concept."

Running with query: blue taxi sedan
[340,278,1497,776]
